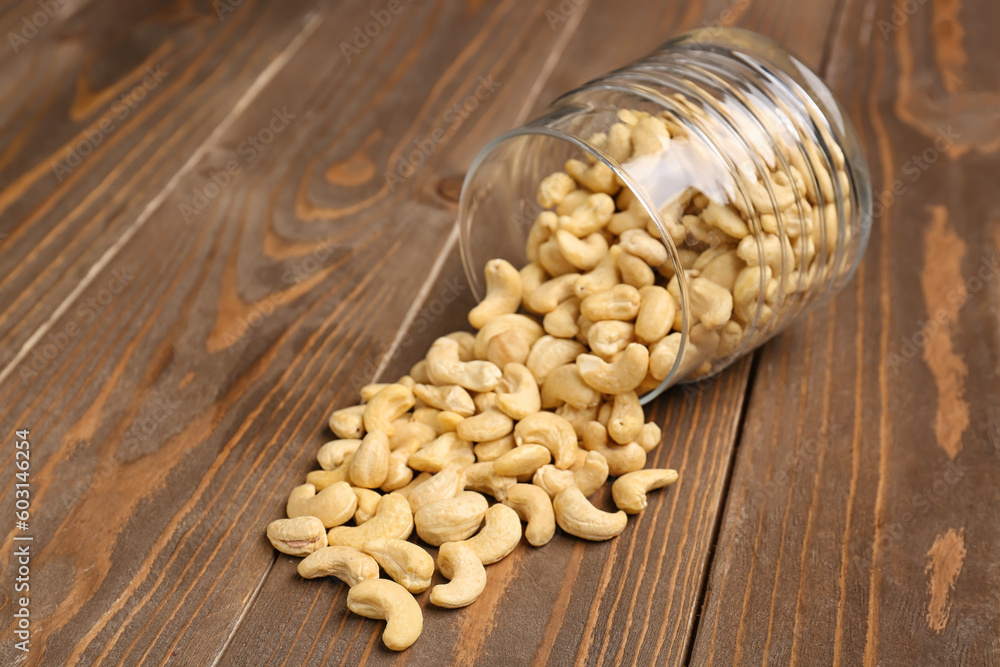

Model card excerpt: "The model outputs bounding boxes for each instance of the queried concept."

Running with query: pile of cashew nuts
[266,107,850,651]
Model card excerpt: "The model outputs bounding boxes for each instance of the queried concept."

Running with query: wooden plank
[690,0,1000,664]
[222,1,846,665]
[0,0,322,373]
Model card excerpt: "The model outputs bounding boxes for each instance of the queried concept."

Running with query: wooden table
[1,0,998,664]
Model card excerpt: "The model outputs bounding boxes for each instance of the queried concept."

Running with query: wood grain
[690,0,1000,664]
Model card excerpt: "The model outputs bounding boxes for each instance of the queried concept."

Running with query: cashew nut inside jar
[458,27,872,403]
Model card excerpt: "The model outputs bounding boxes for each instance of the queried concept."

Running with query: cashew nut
[306,451,354,490]
[493,444,551,477]
[363,537,435,594]
[565,159,618,196]
[581,421,647,476]
[267,516,328,556]
[537,171,576,208]
[576,343,649,394]
[635,421,662,453]
[456,408,513,442]
[287,481,357,528]
[555,230,608,270]
[526,336,586,385]
[317,439,362,471]
[587,320,635,360]
[363,384,415,437]
[514,412,578,469]
[353,487,382,524]
[608,391,643,445]
[473,314,544,360]
[350,430,390,489]
[524,273,579,314]
[329,405,366,439]
[494,363,541,420]
[461,461,517,501]
[381,449,415,491]
[540,363,600,410]
[430,542,487,609]
[580,284,641,321]
[468,259,522,329]
[408,432,475,473]
[406,466,464,513]
[327,493,413,549]
[437,410,465,432]
[414,491,488,546]
[458,504,522,564]
[426,337,502,393]
[297,546,379,586]
[635,286,676,345]
[394,472,432,501]
[618,228,668,266]
[388,421,436,452]
[618,250,655,289]
[574,245,622,298]
[503,483,556,546]
[413,384,475,417]
[473,434,515,462]
[347,579,423,651]
[539,237,577,276]
[612,469,679,513]
[543,296,581,338]
[556,402,600,438]
[553,487,627,541]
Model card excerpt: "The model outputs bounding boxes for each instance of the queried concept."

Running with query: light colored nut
[537,171,576,208]
[700,249,744,292]
[468,259,522,329]
[574,245,622,298]
[587,320,635,360]
[297,546,379,586]
[539,237,577,276]
[619,228,668,266]
[363,385,415,437]
[541,363,600,410]
[347,579,423,651]
[394,472,432,501]
[456,409,513,443]
[565,159,618,196]
[397,374,416,389]
[526,213,553,263]
[553,486,627,541]
[287,481,357,528]
[388,421,436,452]
[458,504,522,564]
[526,336,586,385]
[306,452,354,490]
[608,391,643,445]
[430,542,487,609]
[414,491,489,546]
[555,230,608,270]
[495,363,541,420]
[329,405,366,439]
[327,493,413,549]
[350,430,390,489]
[608,207,648,235]
[473,391,497,413]
[573,451,609,496]
[648,332,682,381]
[411,407,444,434]
[689,277,734,329]
[581,421,646,476]
[381,450,414,492]
[408,432,475,473]
[353,487,382,524]
[503,483,556,546]
[437,411,465,432]
[635,422,662,453]
[426,337,502,392]
[485,329,533,368]
[361,383,390,402]
[716,320,745,358]
[474,314,544,360]
[631,115,671,157]
[576,343,649,394]
[606,121,633,162]
[446,331,477,361]
[413,384,475,417]
[556,402,600,438]
[514,412,579,469]
[406,466,464,513]
[543,296,581,338]
[267,516,327,556]
[556,189,592,215]
[561,192,615,236]
[473,434,515,462]
[524,273,579,314]
[702,200,750,238]
[612,469,679,513]
[363,538,435,594]
[461,461,517,500]
[317,439,362,470]
[519,262,546,297]
[493,444,551,477]
[532,464,576,498]
[410,359,431,384]
[635,286,676,345]
[733,264,772,323]
[580,284,641,321]
[618,251,656,289]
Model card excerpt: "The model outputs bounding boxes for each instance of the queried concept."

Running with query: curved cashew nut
[347,579,423,651]
[317,439,362,470]
[608,391,643,445]
[619,228,668,266]
[468,259,523,329]
[394,472,432,501]
[350,430,390,489]
[635,421,663,453]
[388,421,436,452]
[574,245,622,299]
[353,487,381,524]
[581,421,647,476]
[297,546,379,586]
[493,444,551,477]
[437,411,465,433]
[413,384,475,417]
[381,449,415,492]
[287,481,357,528]
[267,516,327,556]
[414,491,489,546]
[555,230,609,270]
[689,277,734,330]
[363,537,435,594]
[618,250,655,289]
[306,451,354,490]
[474,314,544,361]
[473,391,498,413]
[556,402,600,438]
[514,412,578,469]
[524,273,579,314]
[411,407,444,434]
[430,542,487,609]
[503,483,556,546]
[495,363,541,420]
[406,466,464,513]
[580,284,641,322]
[458,504,522,564]
[363,385,415,437]
[537,171,576,208]
[456,409,513,443]
[540,364,600,410]
[410,359,431,384]
[461,461,517,501]
[446,330,477,361]
[532,451,607,498]
[539,237,577,277]
[612,469,679,514]
[408,432,475,473]
[327,493,413,549]
[329,405,366,439]
[532,464,575,498]
[587,320,635,360]
[635,285,676,345]
[473,434,515,462]
[553,487,628,541]
[426,337,502,393]
[526,336,586,385]
[543,296,581,339]
[577,343,649,394]
[360,383,390,402]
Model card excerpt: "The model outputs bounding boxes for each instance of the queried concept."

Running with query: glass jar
[458,27,871,403]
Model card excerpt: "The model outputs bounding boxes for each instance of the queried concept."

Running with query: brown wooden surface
[0,0,996,665]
